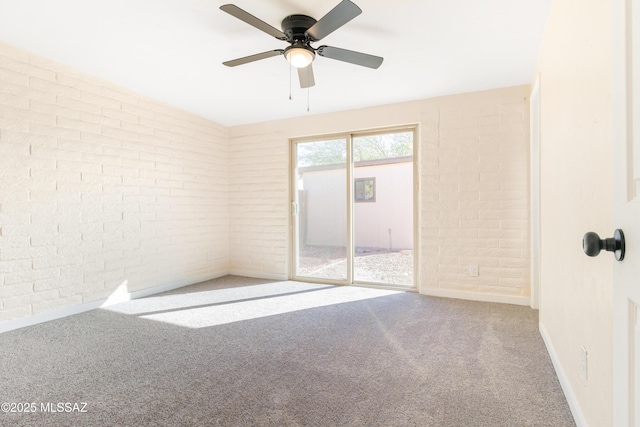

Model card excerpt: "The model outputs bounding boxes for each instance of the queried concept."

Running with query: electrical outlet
[470,264,479,277]
[580,346,588,380]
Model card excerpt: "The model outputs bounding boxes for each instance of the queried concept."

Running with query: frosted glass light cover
[286,48,314,68]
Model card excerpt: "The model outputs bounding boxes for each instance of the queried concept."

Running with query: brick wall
[228,133,288,278]
[420,102,530,300]
[0,41,229,322]
[229,86,530,304]
[0,38,530,326]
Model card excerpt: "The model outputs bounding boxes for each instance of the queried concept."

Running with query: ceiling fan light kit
[284,45,315,69]
[220,0,383,89]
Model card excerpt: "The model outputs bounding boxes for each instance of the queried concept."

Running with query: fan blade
[298,64,315,88]
[305,0,362,41]
[223,50,284,67]
[220,4,287,40]
[317,45,383,69]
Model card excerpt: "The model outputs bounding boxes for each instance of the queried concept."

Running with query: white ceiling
[0,0,551,126]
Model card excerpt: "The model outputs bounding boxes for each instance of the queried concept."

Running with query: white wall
[354,161,413,250]
[301,161,414,250]
[534,0,613,424]
[0,41,229,325]
[228,132,289,279]
[0,42,532,324]
[302,167,347,248]
[229,86,531,304]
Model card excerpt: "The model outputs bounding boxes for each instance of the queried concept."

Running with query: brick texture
[228,133,288,278]
[421,103,530,298]
[1,39,529,325]
[0,41,229,322]
[229,88,530,301]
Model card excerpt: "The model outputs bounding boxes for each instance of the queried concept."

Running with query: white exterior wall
[354,161,413,250]
[302,161,414,250]
[302,167,347,248]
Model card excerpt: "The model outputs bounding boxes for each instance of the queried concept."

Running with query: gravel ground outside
[298,245,413,286]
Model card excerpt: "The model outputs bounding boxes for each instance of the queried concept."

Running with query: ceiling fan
[220,0,384,89]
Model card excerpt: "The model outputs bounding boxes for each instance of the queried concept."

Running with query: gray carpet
[0,276,574,426]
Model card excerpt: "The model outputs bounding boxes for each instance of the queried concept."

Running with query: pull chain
[289,63,292,101]
[307,87,310,112]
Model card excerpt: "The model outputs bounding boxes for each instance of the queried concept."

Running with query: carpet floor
[0,275,575,426]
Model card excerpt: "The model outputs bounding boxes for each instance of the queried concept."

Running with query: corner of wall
[0,40,232,328]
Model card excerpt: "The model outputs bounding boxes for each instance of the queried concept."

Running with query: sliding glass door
[352,132,414,286]
[293,138,348,282]
[291,128,415,288]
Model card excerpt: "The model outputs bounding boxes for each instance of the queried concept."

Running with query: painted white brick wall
[228,133,289,278]
[421,102,530,298]
[0,42,229,322]
[0,39,529,324]
[228,87,530,302]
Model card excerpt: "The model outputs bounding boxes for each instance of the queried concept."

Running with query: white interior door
[613,0,640,424]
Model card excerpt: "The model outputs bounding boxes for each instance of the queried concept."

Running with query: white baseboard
[1,272,531,334]
[539,322,586,427]
[420,287,530,306]
[123,272,228,301]
[0,299,107,335]
[227,270,288,281]
[0,272,228,335]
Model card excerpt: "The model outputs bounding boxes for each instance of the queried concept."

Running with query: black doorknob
[582,229,625,261]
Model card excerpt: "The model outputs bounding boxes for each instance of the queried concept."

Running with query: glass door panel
[294,139,348,282]
[352,132,414,286]
[291,128,415,289]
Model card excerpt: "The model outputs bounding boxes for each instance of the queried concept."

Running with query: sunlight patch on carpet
[105,282,400,328]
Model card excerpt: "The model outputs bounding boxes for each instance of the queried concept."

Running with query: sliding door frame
[289,125,419,290]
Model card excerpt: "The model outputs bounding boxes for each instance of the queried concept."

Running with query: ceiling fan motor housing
[281,14,317,43]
